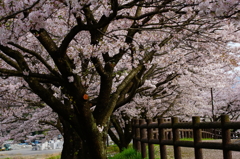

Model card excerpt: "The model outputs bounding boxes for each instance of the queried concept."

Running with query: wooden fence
[132,115,240,159]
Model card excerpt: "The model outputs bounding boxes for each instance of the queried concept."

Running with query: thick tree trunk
[60,117,108,159]
[61,132,82,159]
[61,119,83,159]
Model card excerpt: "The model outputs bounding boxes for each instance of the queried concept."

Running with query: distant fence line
[151,119,240,140]
[132,115,240,159]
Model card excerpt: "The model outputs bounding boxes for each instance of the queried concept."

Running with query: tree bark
[61,118,83,159]
[60,117,108,159]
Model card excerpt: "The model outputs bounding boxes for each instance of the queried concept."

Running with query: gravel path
[155,140,240,159]
[168,147,240,159]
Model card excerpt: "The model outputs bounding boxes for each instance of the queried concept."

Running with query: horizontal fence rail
[132,115,240,159]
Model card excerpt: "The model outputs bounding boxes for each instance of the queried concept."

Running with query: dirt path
[155,140,240,159]
[165,146,240,159]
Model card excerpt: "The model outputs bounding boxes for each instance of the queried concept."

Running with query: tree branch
[8,42,61,78]
[91,57,107,77]
[0,53,20,70]
[59,25,85,56]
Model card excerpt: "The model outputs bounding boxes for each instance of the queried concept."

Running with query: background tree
[0,77,60,144]
[197,80,240,122]
[109,50,240,151]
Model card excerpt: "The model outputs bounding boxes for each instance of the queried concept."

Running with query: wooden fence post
[140,119,147,159]
[132,119,136,150]
[133,119,141,152]
[147,119,154,159]
[193,116,203,159]
[172,117,181,159]
[221,115,232,159]
[158,118,167,159]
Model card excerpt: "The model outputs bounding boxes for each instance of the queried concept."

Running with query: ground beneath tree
[1,140,240,159]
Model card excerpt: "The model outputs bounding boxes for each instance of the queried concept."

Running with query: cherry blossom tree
[196,79,240,122]
[0,76,60,142]
[109,50,240,150]
[0,0,240,158]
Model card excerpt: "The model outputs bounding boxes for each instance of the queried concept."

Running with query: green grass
[108,147,142,159]
[107,144,120,158]
[180,138,215,141]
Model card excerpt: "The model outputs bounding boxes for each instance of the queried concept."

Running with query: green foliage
[108,147,142,159]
